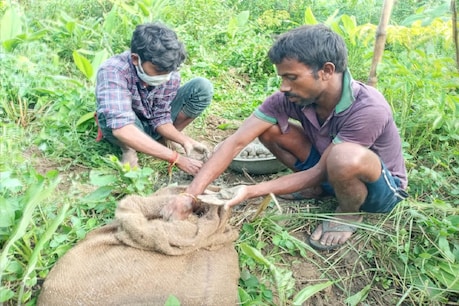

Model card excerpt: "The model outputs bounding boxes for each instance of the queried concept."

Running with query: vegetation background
[0,0,458,305]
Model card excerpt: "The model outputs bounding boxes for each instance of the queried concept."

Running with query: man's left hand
[183,141,210,159]
[197,185,249,209]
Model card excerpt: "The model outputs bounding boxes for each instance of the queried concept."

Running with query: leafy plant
[240,242,295,305]
[0,5,47,51]
[236,211,341,305]
[0,170,61,304]
[0,47,71,127]
[85,155,158,202]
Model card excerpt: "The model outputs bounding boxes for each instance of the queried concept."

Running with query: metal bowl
[216,139,288,175]
[229,155,287,175]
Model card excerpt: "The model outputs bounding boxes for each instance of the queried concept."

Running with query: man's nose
[280,80,290,92]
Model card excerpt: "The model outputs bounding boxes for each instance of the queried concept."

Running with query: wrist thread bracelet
[180,192,198,205]
[167,151,179,175]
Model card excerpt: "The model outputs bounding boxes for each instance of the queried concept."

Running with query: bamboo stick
[367,0,395,87]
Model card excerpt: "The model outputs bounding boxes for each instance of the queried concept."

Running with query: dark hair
[130,23,186,72]
[268,24,348,73]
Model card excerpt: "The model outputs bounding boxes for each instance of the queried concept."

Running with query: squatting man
[161,24,408,251]
[95,22,212,175]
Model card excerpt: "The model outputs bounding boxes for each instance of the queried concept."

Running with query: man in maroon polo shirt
[162,24,408,250]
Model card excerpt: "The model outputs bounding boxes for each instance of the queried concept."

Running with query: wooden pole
[367,0,395,87]
[452,0,459,72]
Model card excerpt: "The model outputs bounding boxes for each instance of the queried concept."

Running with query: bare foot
[121,147,139,168]
[309,213,364,250]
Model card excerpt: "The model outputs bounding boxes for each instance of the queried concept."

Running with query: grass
[232,196,459,305]
[1,0,458,305]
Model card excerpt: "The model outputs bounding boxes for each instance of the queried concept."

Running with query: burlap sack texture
[37,186,240,306]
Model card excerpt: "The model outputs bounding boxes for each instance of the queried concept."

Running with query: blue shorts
[294,147,408,213]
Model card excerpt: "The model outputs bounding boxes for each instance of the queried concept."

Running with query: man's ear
[321,62,335,80]
[131,53,139,66]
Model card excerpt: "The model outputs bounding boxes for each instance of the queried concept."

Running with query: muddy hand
[223,186,248,208]
[160,195,193,221]
[183,141,210,158]
[176,155,203,176]
[197,185,248,209]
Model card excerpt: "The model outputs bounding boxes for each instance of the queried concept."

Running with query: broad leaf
[304,7,318,25]
[91,49,110,83]
[83,186,114,202]
[292,281,334,305]
[164,295,181,306]
[73,51,93,80]
[76,111,96,127]
[0,287,14,303]
[0,198,16,229]
[0,8,23,42]
[345,284,371,306]
[89,170,117,186]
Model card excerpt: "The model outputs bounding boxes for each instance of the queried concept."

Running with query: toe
[310,223,323,241]
[320,229,353,246]
[321,233,335,246]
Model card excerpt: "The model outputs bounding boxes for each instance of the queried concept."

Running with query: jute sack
[38,186,240,306]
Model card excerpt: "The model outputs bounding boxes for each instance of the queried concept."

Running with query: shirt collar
[335,69,355,113]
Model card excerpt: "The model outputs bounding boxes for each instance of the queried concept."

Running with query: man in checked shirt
[95,23,212,175]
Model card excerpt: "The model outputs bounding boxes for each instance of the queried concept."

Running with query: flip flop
[308,220,359,251]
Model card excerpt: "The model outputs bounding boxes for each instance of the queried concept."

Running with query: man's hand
[160,194,194,220]
[197,185,249,209]
[223,185,249,208]
[182,140,210,159]
[175,155,203,176]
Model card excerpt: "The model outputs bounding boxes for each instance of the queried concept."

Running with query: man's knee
[182,77,213,117]
[189,77,213,105]
[327,143,380,180]
[192,77,213,95]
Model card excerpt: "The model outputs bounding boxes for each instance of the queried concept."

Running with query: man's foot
[277,186,330,200]
[121,147,139,168]
[308,214,364,251]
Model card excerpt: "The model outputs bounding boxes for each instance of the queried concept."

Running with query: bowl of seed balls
[218,138,288,175]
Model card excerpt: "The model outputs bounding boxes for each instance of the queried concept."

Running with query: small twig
[242,168,257,184]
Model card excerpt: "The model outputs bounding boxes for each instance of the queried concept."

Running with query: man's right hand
[160,193,194,220]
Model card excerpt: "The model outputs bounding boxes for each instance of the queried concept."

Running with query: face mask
[135,57,171,86]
